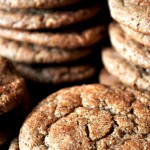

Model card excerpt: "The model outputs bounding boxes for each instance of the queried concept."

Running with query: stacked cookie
[9,84,150,149]
[0,56,30,148]
[0,0,108,88]
[100,0,150,91]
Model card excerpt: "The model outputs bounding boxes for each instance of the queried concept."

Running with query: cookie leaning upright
[15,84,150,149]
[0,56,30,147]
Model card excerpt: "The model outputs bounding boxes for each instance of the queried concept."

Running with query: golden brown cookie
[109,22,150,69]
[0,4,100,30]
[18,84,150,149]
[108,0,150,34]
[0,25,105,49]
[121,24,150,48]
[0,56,29,114]
[0,37,92,64]
[102,48,150,91]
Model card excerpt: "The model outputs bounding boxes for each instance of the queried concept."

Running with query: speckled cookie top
[19,84,150,150]
[0,0,81,9]
[121,24,150,48]
[108,0,150,34]
[0,37,92,64]
[0,25,105,49]
[0,4,100,30]
[0,56,28,115]
[109,22,150,69]
[102,48,150,91]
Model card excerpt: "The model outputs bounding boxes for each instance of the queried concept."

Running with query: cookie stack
[0,56,30,148]
[100,0,150,91]
[9,84,150,149]
[0,0,108,90]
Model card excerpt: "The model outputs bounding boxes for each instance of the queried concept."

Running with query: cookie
[120,24,150,48]
[102,48,150,91]
[127,0,150,6]
[0,25,105,49]
[109,22,150,69]
[18,84,150,149]
[0,0,81,9]
[108,0,150,34]
[0,37,92,64]
[99,69,120,86]
[9,138,19,150]
[0,56,29,115]
[14,63,96,84]
[0,4,100,30]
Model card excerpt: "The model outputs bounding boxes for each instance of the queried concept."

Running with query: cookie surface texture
[0,5,100,30]
[102,48,150,91]
[0,56,28,114]
[0,25,105,49]
[109,22,150,69]
[19,84,150,150]
[0,37,92,64]
[121,24,150,48]
[108,0,150,34]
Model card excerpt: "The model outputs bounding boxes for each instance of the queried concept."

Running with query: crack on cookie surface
[19,84,150,149]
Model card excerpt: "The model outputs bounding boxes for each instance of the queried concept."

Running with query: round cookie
[0,4,100,30]
[0,25,105,49]
[108,0,150,34]
[0,37,92,64]
[120,24,150,48]
[18,84,150,149]
[102,48,150,91]
[109,22,150,69]
[0,0,81,9]
[14,63,96,84]
[9,138,19,150]
[0,56,29,115]
[99,69,120,86]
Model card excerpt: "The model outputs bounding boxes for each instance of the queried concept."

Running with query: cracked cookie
[121,24,150,48]
[17,84,150,149]
[0,56,30,146]
[109,22,150,69]
[0,4,100,30]
[0,25,105,49]
[108,0,150,34]
[102,48,150,91]
[0,37,92,64]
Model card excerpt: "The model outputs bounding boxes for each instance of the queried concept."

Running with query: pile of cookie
[0,56,30,148]
[101,0,150,91]
[0,0,108,90]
